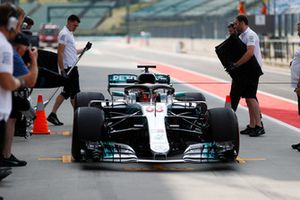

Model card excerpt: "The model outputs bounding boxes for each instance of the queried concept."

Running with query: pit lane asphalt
[1,39,300,200]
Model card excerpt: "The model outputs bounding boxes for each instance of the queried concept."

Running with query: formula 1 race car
[71,65,239,163]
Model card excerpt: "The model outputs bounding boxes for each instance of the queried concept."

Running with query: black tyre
[176,92,206,101]
[71,107,104,162]
[208,107,239,156]
[74,92,105,110]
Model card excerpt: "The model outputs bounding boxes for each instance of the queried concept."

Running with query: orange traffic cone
[31,95,50,135]
[225,95,232,109]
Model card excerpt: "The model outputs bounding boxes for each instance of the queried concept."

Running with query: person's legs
[240,76,264,136]
[291,94,300,149]
[0,120,5,151]
[47,95,65,126]
[247,98,265,137]
[51,95,65,114]
[0,118,27,167]
[240,98,256,135]
[297,95,300,115]
[2,118,15,158]
[246,98,262,127]
[70,98,75,108]
[69,67,80,110]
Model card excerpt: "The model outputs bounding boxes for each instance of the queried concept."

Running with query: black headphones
[7,4,18,32]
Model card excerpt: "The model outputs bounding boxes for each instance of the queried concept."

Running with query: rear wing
[108,74,138,88]
[108,73,170,89]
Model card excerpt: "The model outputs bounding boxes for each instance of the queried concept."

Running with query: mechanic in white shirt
[0,5,25,179]
[291,23,300,98]
[233,15,265,137]
[47,15,85,126]
[290,23,300,150]
[0,3,24,134]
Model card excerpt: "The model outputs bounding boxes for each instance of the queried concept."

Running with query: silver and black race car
[71,65,239,163]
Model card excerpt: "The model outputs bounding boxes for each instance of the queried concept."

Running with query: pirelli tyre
[72,107,104,162]
[175,92,206,101]
[208,107,239,157]
[74,92,105,110]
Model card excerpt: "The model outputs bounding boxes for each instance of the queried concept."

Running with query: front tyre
[208,107,239,158]
[72,107,104,162]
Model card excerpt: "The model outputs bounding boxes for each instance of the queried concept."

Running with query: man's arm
[57,43,65,74]
[0,72,21,91]
[235,45,255,67]
[19,47,38,87]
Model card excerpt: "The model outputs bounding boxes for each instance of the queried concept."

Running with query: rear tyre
[72,107,104,162]
[74,92,105,110]
[208,107,239,158]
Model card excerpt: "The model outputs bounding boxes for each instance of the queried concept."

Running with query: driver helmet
[138,92,151,102]
[137,89,157,102]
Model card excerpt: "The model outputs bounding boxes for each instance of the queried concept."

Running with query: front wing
[81,141,237,163]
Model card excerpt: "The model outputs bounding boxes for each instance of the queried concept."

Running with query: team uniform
[0,32,14,126]
[230,27,263,111]
[291,47,300,89]
[10,49,30,119]
[0,31,14,140]
[59,26,80,99]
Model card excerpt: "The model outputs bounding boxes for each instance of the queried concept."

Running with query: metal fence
[260,38,300,64]
[130,13,300,39]
[130,15,235,39]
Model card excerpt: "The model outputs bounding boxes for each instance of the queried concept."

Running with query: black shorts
[61,67,80,100]
[9,109,21,119]
[230,76,259,99]
[0,120,5,134]
[0,120,5,149]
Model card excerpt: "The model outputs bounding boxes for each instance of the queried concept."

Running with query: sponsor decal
[1,52,11,65]
[146,106,164,112]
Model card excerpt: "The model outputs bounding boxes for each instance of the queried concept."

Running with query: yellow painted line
[49,130,71,136]
[38,157,62,161]
[236,156,266,164]
[38,155,73,163]
[62,155,73,163]
[62,131,71,136]
[236,156,246,164]
[38,155,265,166]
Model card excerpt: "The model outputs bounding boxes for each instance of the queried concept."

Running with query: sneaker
[249,125,265,137]
[47,112,63,126]
[0,154,27,167]
[240,125,255,135]
[292,143,300,149]
[0,167,12,181]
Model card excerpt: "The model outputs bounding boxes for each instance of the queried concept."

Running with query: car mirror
[175,92,186,97]
[112,91,125,97]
